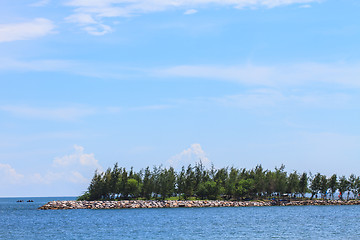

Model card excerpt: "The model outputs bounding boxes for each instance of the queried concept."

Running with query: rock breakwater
[38,199,360,210]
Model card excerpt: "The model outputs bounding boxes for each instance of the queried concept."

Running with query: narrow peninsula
[39,163,360,210]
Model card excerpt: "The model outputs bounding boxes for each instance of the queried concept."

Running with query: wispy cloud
[0,145,99,188]
[168,143,210,168]
[130,104,173,111]
[0,102,174,123]
[214,89,286,109]
[0,58,144,79]
[53,145,102,171]
[30,0,50,7]
[0,105,96,121]
[0,163,24,184]
[212,89,355,109]
[2,58,360,89]
[29,145,101,185]
[155,64,275,85]
[184,9,198,15]
[299,4,312,8]
[0,18,55,43]
[65,13,112,35]
[155,62,360,87]
[31,169,89,185]
[64,0,320,35]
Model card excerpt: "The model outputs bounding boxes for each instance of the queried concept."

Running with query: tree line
[78,162,360,201]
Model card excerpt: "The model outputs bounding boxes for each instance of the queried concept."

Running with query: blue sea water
[1,197,360,239]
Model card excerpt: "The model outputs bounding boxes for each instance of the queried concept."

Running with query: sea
[1,197,360,239]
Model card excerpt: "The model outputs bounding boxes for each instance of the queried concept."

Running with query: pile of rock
[280,200,360,206]
[38,199,360,210]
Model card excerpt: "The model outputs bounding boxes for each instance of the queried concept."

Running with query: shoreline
[38,199,360,210]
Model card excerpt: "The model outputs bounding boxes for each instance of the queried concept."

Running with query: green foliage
[203,181,219,200]
[77,191,90,201]
[287,171,299,196]
[127,179,140,198]
[298,172,308,198]
[338,176,350,200]
[309,173,321,199]
[348,174,359,200]
[328,174,338,200]
[82,162,358,201]
[319,175,328,199]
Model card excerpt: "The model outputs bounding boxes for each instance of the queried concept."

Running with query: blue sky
[1,0,360,197]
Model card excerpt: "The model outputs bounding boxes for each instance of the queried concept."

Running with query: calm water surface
[1,197,360,239]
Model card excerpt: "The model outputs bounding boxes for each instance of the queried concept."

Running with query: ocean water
[1,197,360,239]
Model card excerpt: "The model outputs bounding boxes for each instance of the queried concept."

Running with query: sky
[0,0,360,197]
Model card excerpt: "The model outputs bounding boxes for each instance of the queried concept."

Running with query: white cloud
[213,89,354,109]
[64,0,320,35]
[30,0,50,7]
[31,171,63,184]
[29,145,102,185]
[65,14,113,35]
[0,18,55,43]
[2,58,360,89]
[0,58,77,72]
[155,62,360,87]
[31,170,88,184]
[168,143,210,168]
[0,103,173,122]
[53,145,102,170]
[184,9,198,15]
[83,24,113,35]
[0,58,142,79]
[214,89,286,109]
[65,13,98,25]
[155,64,275,85]
[69,171,88,183]
[0,105,96,121]
[0,163,24,184]
[130,104,173,111]
[0,146,101,193]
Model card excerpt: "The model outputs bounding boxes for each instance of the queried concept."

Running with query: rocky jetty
[38,199,360,210]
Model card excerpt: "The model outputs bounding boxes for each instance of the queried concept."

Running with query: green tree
[234,179,254,199]
[194,161,208,195]
[151,165,161,198]
[349,174,357,200]
[310,173,321,199]
[298,172,308,198]
[338,176,349,200]
[265,171,276,197]
[274,165,287,199]
[328,174,338,200]
[126,178,140,198]
[118,168,128,199]
[87,171,104,200]
[287,171,299,198]
[253,165,266,199]
[141,167,153,200]
[319,174,328,199]
[214,167,228,197]
[225,167,239,199]
[204,180,220,200]
[196,182,207,200]
[109,163,121,199]
[158,167,176,199]
[177,166,186,199]
[355,177,360,199]
[184,165,196,199]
